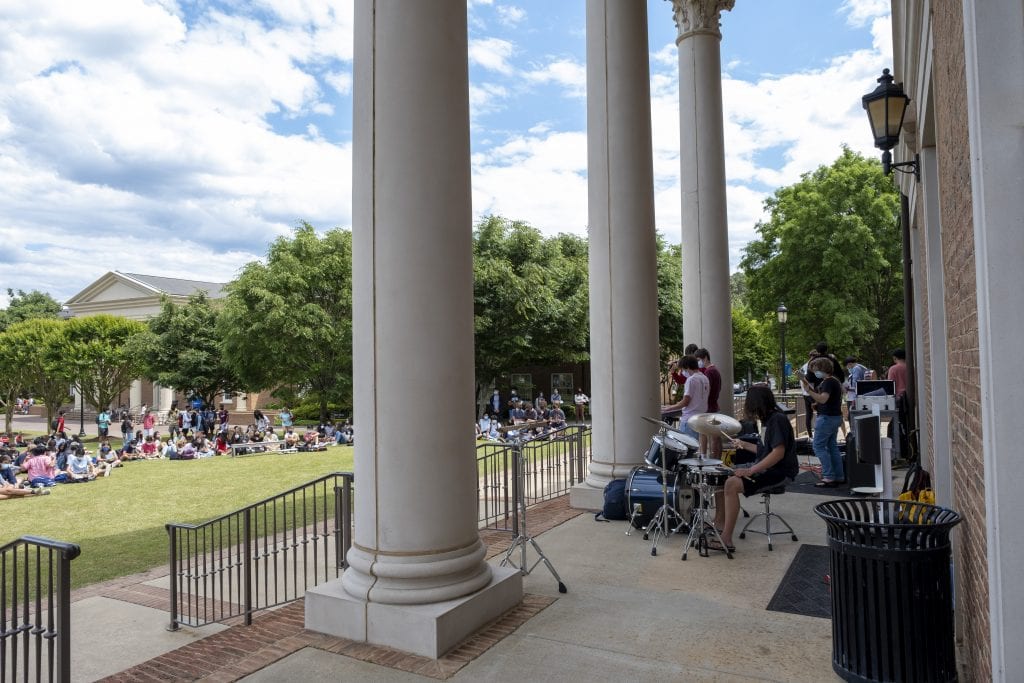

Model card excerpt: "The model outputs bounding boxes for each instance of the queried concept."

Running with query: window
[551,373,574,397]
[509,374,533,400]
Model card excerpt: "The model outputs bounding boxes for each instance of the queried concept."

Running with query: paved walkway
[57,490,840,682]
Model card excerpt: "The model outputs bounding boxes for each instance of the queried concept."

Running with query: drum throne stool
[739,484,798,551]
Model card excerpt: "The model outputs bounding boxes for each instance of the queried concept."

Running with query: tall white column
[572,0,660,509]
[129,379,142,410]
[305,0,521,658]
[672,0,735,411]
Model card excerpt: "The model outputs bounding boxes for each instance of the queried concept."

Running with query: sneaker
[32,488,51,495]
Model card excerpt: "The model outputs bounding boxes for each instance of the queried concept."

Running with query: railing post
[340,475,353,569]
[166,524,179,631]
[243,508,253,626]
[56,550,72,683]
[511,442,521,534]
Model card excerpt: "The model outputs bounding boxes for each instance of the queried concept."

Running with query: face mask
[697,360,705,369]
[814,371,827,379]
[682,370,692,378]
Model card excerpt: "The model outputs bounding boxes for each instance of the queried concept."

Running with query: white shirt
[680,372,710,424]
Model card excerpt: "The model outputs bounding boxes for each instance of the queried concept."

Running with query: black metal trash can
[815,499,962,683]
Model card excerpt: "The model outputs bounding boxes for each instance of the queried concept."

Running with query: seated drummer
[711,384,798,552]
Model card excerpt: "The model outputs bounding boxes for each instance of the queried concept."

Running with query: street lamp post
[777,303,789,395]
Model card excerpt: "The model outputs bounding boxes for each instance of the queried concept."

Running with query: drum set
[628,413,742,560]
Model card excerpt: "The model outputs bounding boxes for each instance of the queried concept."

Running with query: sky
[0,0,892,307]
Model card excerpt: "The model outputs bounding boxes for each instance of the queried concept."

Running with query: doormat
[786,470,858,497]
[766,544,832,619]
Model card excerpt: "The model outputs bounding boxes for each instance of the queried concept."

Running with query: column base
[304,565,522,659]
[570,481,605,511]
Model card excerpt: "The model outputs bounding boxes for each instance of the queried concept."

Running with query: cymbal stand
[643,425,688,556]
[681,465,733,560]
[500,432,568,593]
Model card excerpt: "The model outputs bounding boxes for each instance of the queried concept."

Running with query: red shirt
[703,365,722,413]
[887,362,908,396]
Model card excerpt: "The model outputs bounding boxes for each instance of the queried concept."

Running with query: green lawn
[3,447,354,589]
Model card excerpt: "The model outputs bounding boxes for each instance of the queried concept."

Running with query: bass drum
[626,466,680,530]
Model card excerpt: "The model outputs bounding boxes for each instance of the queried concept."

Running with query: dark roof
[120,272,227,299]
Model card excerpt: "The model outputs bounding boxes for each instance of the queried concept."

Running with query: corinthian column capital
[668,0,735,41]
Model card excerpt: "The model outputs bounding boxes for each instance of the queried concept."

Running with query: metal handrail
[167,472,353,630]
[0,536,81,683]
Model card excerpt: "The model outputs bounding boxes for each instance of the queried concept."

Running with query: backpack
[594,479,628,521]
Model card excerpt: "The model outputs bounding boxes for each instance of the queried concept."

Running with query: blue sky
[0,0,891,306]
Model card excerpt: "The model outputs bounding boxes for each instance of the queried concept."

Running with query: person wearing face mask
[694,348,722,457]
[800,357,845,486]
[661,355,709,442]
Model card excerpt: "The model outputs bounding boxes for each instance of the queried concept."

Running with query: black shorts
[740,469,792,497]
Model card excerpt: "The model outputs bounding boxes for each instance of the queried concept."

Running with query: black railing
[166,472,353,630]
[476,425,591,531]
[0,536,80,683]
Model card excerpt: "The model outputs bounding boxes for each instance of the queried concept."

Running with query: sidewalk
[65,492,836,682]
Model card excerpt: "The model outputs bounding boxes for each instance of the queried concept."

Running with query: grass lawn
[2,447,354,589]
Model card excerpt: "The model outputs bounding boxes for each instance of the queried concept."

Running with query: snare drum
[643,435,687,471]
[685,465,734,489]
[626,466,679,529]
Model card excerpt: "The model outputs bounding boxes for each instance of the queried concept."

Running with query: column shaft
[129,380,142,410]
[581,0,660,495]
[675,1,735,411]
[342,0,490,606]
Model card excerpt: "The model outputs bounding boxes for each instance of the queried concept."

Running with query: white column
[672,0,735,410]
[571,0,660,509]
[305,0,521,658]
[962,1,1024,678]
[129,379,142,410]
[235,393,248,411]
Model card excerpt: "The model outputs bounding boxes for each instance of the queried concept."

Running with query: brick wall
[932,1,990,680]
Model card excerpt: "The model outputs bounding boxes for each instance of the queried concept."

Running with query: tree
[61,315,148,412]
[219,223,353,422]
[657,238,683,363]
[472,216,589,413]
[0,319,75,429]
[0,289,61,332]
[137,293,244,407]
[731,307,774,385]
[740,148,903,369]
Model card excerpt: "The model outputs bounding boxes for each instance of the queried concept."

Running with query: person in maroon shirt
[887,348,908,397]
[695,348,723,457]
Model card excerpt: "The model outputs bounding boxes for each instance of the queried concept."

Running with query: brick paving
[89,495,584,681]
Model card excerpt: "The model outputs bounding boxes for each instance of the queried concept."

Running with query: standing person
[97,407,111,438]
[800,357,845,487]
[887,348,908,397]
[55,410,66,435]
[279,407,294,430]
[142,409,156,438]
[180,408,192,436]
[488,390,501,417]
[549,389,562,407]
[798,350,820,438]
[120,412,133,448]
[218,404,230,433]
[694,348,723,457]
[661,356,709,443]
[167,406,180,440]
[574,389,589,423]
[843,356,868,426]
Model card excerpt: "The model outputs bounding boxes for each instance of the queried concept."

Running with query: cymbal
[679,457,724,467]
[642,415,677,431]
[687,413,742,437]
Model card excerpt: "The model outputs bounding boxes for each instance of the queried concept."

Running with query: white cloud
[469,37,517,75]
[0,0,354,302]
[524,59,587,97]
[496,5,527,27]
[840,0,890,27]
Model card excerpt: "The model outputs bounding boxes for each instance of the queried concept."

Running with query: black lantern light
[862,68,918,179]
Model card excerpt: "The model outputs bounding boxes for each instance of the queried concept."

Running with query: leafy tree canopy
[0,289,61,332]
[60,314,148,411]
[0,318,74,428]
[739,147,903,369]
[137,292,244,407]
[219,223,353,421]
[473,216,589,400]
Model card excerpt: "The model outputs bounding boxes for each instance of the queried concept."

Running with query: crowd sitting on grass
[0,407,355,496]
[476,394,569,442]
